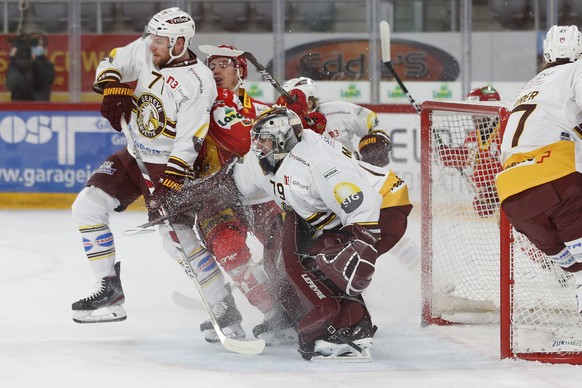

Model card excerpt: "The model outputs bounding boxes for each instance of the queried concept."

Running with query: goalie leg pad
[315,224,379,296]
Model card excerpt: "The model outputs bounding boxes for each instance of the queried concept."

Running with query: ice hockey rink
[1,207,581,388]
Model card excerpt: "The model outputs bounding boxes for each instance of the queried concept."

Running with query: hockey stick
[121,118,265,355]
[199,44,295,103]
[379,21,421,115]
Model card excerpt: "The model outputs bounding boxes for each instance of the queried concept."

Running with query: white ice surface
[1,208,581,388]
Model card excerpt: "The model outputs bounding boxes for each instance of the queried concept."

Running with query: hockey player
[357,130,392,168]
[233,106,413,360]
[436,86,503,217]
[495,25,582,316]
[278,77,379,150]
[192,45,295,344]
[70,8,230,328]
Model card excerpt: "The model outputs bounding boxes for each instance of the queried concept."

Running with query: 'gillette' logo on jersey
[301,274,326,299]
[323,167,338,180]
[334,182,363,213]
[136,93,167,138]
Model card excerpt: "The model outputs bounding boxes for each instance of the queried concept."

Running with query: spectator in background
[6,33,55,101]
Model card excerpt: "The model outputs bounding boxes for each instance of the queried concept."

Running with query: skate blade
[202,325,246,344]
[311,338,373,362]
[72,305,127,324]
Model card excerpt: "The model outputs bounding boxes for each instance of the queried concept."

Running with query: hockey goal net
[420,100,582,364]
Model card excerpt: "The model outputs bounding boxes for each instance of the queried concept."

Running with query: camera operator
[6,33,55,101]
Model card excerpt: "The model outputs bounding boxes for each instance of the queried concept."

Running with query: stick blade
[220,335,266,355]
[380,20,391,63]
[198,44,245,57]
[122,227,156,236]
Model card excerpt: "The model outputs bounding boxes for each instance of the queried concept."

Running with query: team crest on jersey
[136,93,167,138]
[333,182,363,213]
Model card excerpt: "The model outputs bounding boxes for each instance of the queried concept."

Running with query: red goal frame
[420,100,582,364]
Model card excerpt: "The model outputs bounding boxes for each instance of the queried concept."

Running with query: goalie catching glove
[100,81,134,132]
[315,224,379,296]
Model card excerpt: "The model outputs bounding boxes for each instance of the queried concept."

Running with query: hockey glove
[147,172,185,216]
[276,89,309,122]
[304,111,327,134]
[315,224,378,296]
[100,81,134,132]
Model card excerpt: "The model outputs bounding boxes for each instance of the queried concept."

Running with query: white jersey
[94,37,217,175]
[501,61,582,162]
[234,130,389,235]
[317,101,379,150]
[496,60,582,202]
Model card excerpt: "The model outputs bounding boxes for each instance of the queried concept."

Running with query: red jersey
[195,87,270,177]
[438,121,502,190]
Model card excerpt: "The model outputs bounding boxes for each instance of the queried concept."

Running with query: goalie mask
[543,25,582,64]
[251,107,303,175]
[144,7,195,64]
[358,130,392,168]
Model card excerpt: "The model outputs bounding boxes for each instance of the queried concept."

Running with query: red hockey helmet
[466,86,500,102]
[206,45,248,80]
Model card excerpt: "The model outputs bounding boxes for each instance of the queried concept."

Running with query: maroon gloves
[315,224,378,296]
[147,172,185,216]
[100,81,134,132]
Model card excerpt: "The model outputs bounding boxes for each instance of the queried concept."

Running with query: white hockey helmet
[543,25,582,63]
[145,7,195,63]
[282,77,320,101]
[250,106,303,174]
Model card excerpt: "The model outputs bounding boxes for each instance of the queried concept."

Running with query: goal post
[420,100,582,364]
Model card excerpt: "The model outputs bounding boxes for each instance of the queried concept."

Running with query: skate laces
[213,301,229,319]
[81,279,107,302]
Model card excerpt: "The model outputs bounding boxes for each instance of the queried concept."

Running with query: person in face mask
[6,32,55,101]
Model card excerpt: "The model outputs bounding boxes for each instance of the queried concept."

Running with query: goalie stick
[198,44,295,104]
[379,21,421,115]
[121,118,265,355]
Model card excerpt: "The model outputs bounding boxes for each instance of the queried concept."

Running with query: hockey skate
[200,285,246,343]
[253,307,297,346]
[303,315,377,362]
[72,262,126,324]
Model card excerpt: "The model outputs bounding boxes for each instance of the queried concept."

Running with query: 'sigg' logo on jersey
[136,93,167,138]
[333,182,363,213]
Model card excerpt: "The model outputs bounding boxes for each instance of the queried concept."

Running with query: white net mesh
[423,102,582,359]
[426,107,501,323]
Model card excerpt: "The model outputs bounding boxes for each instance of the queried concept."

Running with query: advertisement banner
[0,103,422,206]
[0,104,122,193]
